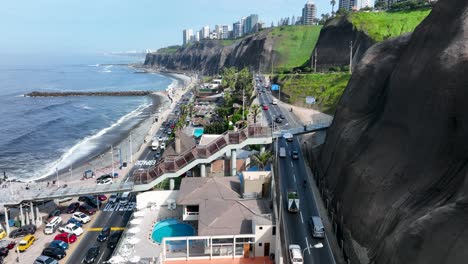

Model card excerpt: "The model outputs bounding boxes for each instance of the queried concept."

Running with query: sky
[0,0,333,55]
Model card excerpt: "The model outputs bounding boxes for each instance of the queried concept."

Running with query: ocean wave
[38,102,152,180]
[3,117,66,147]
[22,101,71,115]
[101,70,112,73]
[88,64,100,67]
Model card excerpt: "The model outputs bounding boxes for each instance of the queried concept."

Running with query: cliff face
[144,30,276,75]
[313,16,375,71]
[318,0,468,263]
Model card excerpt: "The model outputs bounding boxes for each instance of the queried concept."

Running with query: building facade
[233,22,242,38]
[244,14,259,35]
[182,29,193,46]
[201,26,210,40]
[340,0,373,10]
[302,0,317,25]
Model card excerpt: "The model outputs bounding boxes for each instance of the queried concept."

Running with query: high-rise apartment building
[182,29,193,45]
[222,25,230,40]
[233,22,242,38]
[240,17,247,36]
[201,26,210,40]
[244,14,259,34]
[340,0,373,10]
[302,0,317,25]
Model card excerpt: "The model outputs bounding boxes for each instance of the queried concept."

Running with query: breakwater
[25,91,153,97]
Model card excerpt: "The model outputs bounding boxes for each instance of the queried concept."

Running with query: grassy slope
[275,73,351,114]
[269,26,322,71]
[349,8,431,42]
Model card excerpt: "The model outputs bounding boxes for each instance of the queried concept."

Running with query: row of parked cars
[32,195,108,263]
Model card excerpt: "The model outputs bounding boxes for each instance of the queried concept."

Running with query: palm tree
[251,151,273,170]
[251,104,261,124]
[188,103,194,117]
[331,0,336,16]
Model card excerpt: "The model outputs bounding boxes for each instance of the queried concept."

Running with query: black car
[275,117,283,123]
[0,248,8,257]
[95,174,112,183]
[97,227,111,242]
[279,113,285,119]
[107,231,122,249]
[67,202,80,214]
[85,198,102,209]
[292,150,299,160]
[83,246,100,263]
[9,225,36,238]
[48,209,61,219]
[42,246,66,260]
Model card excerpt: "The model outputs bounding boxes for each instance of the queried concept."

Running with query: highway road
[66,195,135,264]
[256,75,335,264]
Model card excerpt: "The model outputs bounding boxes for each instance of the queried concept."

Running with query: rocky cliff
[313,16,375,71]
[144,29,276,75]
[317,0,468,263]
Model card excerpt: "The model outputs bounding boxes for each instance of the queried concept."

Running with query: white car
[289,244,304,264]
[160,142,166,150]
[72,212,91,224]
[59,223,84,236]
[282,132,294,142]
[97,178,113,185]
[108,194,118,204]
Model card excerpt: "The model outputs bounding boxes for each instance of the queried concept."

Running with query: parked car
[48,240,69,251]
[34,255,59,264]
[42,246,66,260]
[17,235,35,252]
[97,178,113,185]
[54,233,77,244]
[84,198,102,209]
[72,212,91,224]
[292,150,299,160]
[0,247,8,257]
[97,227,111,242]
[59,223,83,236]
[66,202,80,214]
[67,218,83,227]
[160,142,166,150]
[107,231,122,249]
[279,113,285,119]
[9,225,36,238]
[263,104,269,110]
[97,195,107,201]
[275,117,283,123]
[83,246,100,264]
[79,204,96,215]
[0,240,15,250]
[0,228,6,239]
[48,209,61,219]
[95,174,112,183]
[108,194,118,204]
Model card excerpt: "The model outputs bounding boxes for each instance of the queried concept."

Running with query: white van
[119,192,131,205]
[309,216,325,238]
[279,147,286,158]
[44,216,62,235]
[272,99,278,105]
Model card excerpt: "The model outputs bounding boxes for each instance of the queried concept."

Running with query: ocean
[0,53,173,181]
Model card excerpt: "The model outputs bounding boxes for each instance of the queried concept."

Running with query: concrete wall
[253,222,275,257]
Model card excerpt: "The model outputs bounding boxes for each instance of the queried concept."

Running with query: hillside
[144,26,321,75]
[272,73,350,114]
[316,0,468,263]
[313,8,431,71]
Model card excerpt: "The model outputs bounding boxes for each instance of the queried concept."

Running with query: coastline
[25,69,196,190]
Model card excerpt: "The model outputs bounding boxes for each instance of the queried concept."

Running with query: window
[259,243,262,247]
[272,226,276,235]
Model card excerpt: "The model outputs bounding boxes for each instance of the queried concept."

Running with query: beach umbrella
[108,255,125,263]
[129,256,141,263]
[130,218,142,225]
[127,227,141,234]
[127,237,140,245]
[133,211,146,217]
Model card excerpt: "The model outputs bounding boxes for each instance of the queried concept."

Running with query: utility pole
[349,40,353,74]
[314,48,318,73]
[129,133,133,164]
[111,145,115,177]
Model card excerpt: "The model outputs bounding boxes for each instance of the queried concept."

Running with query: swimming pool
[193,127,204,138]
[151,218,195,244]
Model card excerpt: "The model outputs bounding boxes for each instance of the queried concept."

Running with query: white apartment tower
[201,26,210,40]
[302,0,317,25]
[182,29,193,45]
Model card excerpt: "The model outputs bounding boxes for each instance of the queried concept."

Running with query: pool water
[151,218,195,243]
[193,128,204,138]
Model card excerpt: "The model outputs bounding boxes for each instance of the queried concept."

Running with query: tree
[187,103,194,117]
[221,67,237,88]
[251,104,261,124]
[330,0,336,16]
[216,107,231,121]
[251,151,273,170]
[319,13,331,25]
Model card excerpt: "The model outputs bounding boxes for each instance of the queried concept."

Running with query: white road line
[291,161,294,167]
[300,211,304,224]
[305,236,311,255]
[293,174,296,183]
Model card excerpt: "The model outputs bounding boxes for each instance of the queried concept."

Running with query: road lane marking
[87,227,125,231]
[291,161,293,167]
[300,211,304,224]
[293,174,296,183]
[305,237,311,255]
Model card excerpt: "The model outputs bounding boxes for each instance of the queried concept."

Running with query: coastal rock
[312,16,375,71]
[317,0,468,263]
[144,30,276,75]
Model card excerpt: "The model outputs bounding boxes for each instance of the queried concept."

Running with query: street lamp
[303,242,324,256]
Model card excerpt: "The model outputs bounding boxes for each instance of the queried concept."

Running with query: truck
[287,189,300,213]
[151,140,159,151]
[279,147,286,158]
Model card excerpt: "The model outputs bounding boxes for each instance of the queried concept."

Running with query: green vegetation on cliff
[273,73,351,114]
[269,26,322,71]
[157,45,181,53]
[349,8,431,42]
